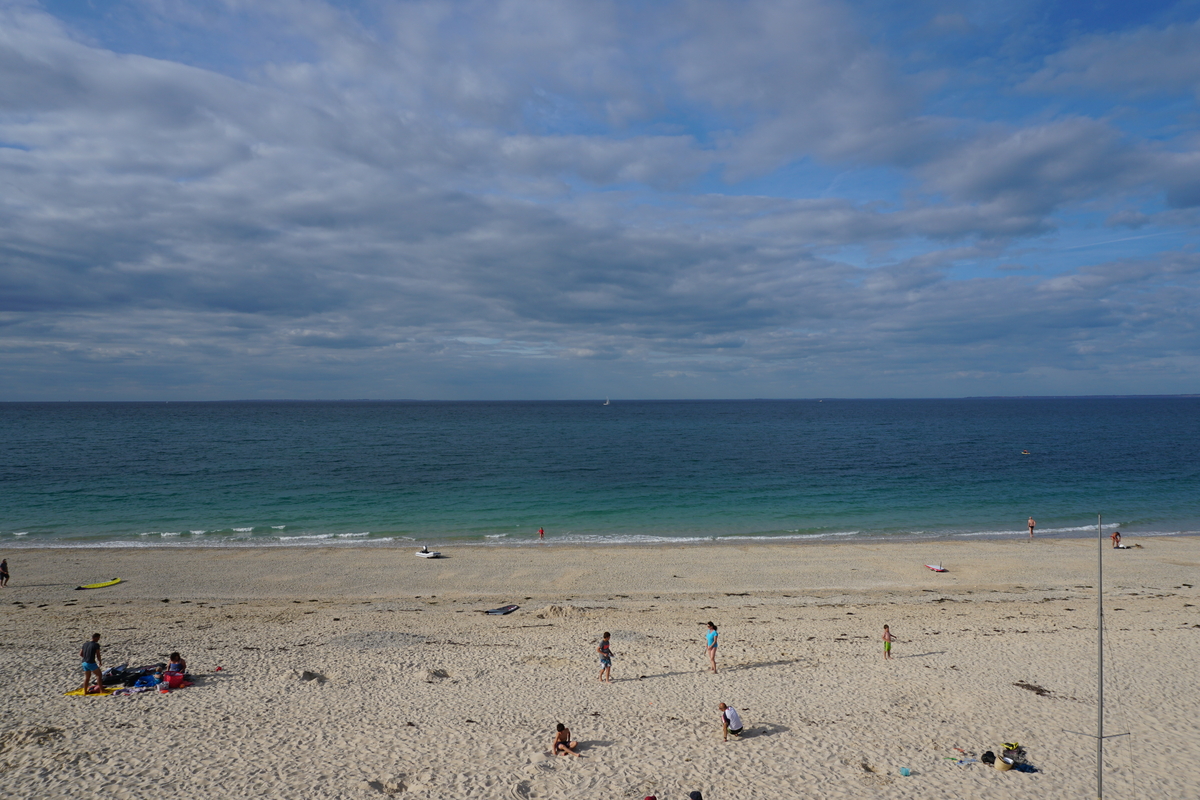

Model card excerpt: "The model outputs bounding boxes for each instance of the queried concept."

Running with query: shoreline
[3,524,1197,552]
[2,536,1197,799]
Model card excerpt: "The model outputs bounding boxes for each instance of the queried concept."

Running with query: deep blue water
[1,399,1197,547]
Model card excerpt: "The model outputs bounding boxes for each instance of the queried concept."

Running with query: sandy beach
[1,536,1198,799]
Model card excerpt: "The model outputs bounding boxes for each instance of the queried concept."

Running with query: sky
[2,0,1199,400]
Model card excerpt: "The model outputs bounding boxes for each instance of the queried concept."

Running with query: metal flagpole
[1063,512,1127,799]
[1097,513,1104,799]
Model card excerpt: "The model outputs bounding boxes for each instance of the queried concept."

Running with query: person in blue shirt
[705,621,718,674]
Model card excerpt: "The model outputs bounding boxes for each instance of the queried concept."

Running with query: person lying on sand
[552,723,581,757]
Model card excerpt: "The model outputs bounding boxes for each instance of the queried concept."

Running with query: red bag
[164,672,184,688]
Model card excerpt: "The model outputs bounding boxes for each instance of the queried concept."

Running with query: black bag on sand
[101,664,129,686]
[981,751,996,765]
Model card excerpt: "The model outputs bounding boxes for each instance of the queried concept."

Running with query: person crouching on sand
[718,703,743,741]
[553,723,581,757]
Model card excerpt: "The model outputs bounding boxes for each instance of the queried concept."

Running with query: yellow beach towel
[64,687,117,697]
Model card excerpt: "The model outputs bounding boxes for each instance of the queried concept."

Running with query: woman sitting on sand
[552,723,580,757]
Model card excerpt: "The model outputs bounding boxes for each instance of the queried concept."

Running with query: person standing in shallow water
[1027,516,1036,540]
[538,527,544,540]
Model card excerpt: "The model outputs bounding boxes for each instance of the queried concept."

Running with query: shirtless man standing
[1027,516,1036,540]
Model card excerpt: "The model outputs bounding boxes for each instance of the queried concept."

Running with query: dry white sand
[1,536,1198,799]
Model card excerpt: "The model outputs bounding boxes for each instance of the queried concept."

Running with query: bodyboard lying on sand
[415,550,442,558]
[64,687,117,697]
[486,604,519,615]
[76,578,122,590]
[925,564,948,572]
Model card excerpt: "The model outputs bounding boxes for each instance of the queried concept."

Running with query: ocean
[1,398,1197,548]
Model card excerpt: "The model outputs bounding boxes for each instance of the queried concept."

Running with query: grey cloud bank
[1,0,1198,400]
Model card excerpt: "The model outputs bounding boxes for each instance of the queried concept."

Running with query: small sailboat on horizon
[603,397,610,405]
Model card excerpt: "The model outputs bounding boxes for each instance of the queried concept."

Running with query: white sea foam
[274,533,389,546]
[190,530,207,535]
[233,527,254,532]
[717,530,862,542]
[271,525,286,530]
[484,533,508,539]
[954,522,1123,538]
[538,533,717,545]
[13,532,28,536]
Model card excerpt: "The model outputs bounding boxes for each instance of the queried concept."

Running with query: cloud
[1023,19,1200,99]
[1,1,1199,399]
[667,0,933,174]
[916,118,1150,223]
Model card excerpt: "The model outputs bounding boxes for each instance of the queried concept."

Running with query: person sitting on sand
[80,633,103,694]
[162,652,186,675]
[552,723,581,757]
[718,703,743,741]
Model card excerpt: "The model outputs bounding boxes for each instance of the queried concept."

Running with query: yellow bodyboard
[75,578,122,590]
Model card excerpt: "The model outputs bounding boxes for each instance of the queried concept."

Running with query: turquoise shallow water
[1,399,1197,547]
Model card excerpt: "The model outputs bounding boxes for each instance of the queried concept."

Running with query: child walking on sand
[882,624,895,660]
[597,632,613,683]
